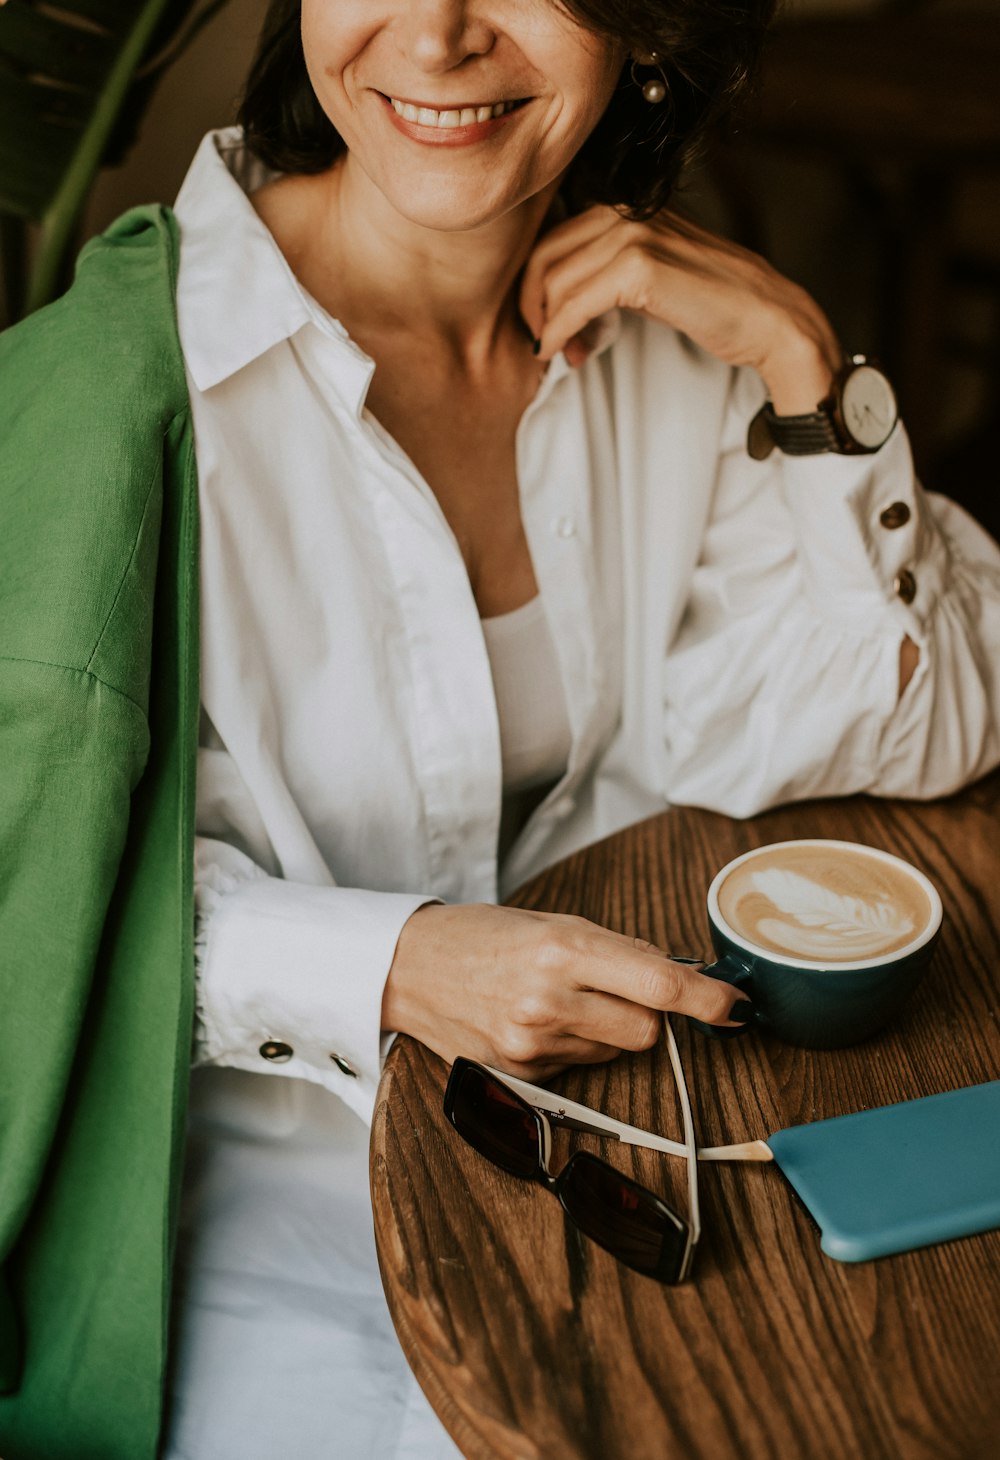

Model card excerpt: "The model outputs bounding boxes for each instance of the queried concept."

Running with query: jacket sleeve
[0,662,148,1378]
[662,369,1000,816]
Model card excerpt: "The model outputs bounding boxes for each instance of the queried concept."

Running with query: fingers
[534,253,633,364]
[674,968,751,1026]
[527,915,744,1027]
[520,205,619,338]
[560,990,664,1054]
[520,201,830,386]
[574,932,746,1027]
[520,207,718,361]
[487,1036,625,1086]
[530,228,694,364]
[563,316,606,368]
[531,224,632,348]
[488,961,660,1067]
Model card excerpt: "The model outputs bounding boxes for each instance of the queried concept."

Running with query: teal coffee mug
[695,839,943,1049]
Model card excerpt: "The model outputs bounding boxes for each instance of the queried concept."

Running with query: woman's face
[300,0,625,230]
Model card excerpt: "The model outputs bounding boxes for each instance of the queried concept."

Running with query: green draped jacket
[0,206,198,1460]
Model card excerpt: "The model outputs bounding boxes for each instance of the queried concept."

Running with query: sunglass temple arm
[483,1064,773,1164]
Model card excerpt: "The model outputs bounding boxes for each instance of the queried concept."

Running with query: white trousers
[162,1067,463,1460]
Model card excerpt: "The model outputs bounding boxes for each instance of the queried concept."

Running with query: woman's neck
[254,153,557,369]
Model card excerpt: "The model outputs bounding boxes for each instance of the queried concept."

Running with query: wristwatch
[747,355,898,459]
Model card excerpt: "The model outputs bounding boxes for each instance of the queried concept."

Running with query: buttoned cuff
[779,424,949,640]
[195,856,437,1125]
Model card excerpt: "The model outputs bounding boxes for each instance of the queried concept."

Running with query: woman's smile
[381,92,530,145]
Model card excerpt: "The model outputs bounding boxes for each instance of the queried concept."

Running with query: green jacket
[0,207,198,1460]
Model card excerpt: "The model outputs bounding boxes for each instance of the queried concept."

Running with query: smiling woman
[2,0,1000,1458]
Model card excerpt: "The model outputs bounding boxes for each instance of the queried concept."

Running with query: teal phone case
[767,1080,1000,1262]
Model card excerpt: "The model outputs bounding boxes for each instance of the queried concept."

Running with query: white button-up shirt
[176,129,1000,1128]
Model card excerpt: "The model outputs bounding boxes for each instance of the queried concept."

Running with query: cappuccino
[716,842,933,964]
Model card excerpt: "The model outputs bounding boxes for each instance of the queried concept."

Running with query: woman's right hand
[380,903,749,1081]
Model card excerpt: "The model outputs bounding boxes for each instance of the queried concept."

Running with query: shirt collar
[174,128,374,404]
[173,127,621,401]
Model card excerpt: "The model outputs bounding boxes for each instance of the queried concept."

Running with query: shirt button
[552,515,576,538]
[259,1040,293,1063]
[880,502,911,529]
[330,1053,358,1078]
[551,796,575,819]
[894,568,917,604]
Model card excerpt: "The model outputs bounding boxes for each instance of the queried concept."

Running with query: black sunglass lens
[558,1152,688,1282]
[447,1064,541,1179]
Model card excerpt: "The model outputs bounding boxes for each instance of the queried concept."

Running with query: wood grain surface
[371,775,1000,1460]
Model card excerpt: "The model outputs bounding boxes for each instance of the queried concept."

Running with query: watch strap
[747,400,845,460]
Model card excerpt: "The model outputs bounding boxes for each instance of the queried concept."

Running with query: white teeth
[389,97,518,128]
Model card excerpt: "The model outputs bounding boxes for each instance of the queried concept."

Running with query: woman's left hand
[519,206,843,415]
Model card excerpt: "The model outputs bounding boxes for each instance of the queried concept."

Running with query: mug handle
[676,952,757,1039]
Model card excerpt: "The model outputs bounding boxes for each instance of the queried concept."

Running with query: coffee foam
[716,843,933,963]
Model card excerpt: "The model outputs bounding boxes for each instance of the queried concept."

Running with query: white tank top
[480,595,572,858]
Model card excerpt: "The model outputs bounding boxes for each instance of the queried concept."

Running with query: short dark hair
[238,0,775,218]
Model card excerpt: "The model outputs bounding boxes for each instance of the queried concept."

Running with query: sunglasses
[444,1018,706,1284]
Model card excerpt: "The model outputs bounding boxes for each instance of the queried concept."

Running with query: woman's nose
[396,0,495,73]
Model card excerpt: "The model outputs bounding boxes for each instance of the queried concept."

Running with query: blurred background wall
[692,0,999,533]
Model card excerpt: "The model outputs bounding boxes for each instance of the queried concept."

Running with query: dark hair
[238,0,775,218]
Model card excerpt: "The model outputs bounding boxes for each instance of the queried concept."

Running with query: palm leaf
[0,0,231,315]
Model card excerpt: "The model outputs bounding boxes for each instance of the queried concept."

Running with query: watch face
[840,364,897,449]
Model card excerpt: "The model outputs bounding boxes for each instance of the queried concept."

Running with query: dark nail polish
[532,338,541,355]
[729,999,754,1025]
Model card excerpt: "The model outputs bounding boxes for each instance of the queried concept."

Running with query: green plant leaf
[0,0,231,313]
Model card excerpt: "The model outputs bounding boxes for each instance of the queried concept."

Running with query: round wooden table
[371,774,1000,1460]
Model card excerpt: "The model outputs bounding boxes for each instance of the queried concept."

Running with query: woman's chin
[355,156,545,235]
[378,188,527,234]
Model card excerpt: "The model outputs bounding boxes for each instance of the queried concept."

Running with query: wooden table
[371,775,1000,1460]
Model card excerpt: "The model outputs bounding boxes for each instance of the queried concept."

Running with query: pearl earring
[631,51,667,105]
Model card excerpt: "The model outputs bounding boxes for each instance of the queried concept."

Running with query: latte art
[717,844,933,962]
[740,867,915,960]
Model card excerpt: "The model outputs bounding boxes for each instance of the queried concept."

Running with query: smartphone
[767,1080,1000,1262]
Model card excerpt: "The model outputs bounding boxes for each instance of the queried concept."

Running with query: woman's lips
[379,92,528,145]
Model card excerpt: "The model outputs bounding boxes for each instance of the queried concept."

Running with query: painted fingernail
[532,338,541,355]
[728,999,755,1024]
